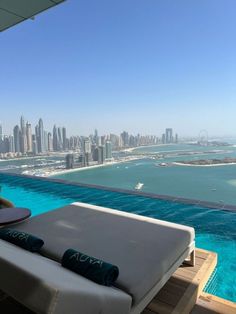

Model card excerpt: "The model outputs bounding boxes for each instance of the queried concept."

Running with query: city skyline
[0,115,177,157]
[1,1,236,136]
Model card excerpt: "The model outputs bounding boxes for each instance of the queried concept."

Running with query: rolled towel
[0,228,44,252]
[62,249,119,286]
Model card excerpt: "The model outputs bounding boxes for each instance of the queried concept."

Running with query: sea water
[53,144,236,205]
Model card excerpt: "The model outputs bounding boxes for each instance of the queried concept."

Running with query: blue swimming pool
[0,173,235,302]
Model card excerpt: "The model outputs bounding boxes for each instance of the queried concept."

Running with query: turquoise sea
[53,143,236,206]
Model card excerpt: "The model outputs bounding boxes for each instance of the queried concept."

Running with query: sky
[0,0,236,137]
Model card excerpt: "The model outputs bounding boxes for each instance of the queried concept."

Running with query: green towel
[0,228,44,252]
[61,249,119,286]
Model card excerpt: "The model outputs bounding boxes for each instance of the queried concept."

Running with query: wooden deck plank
[173,249,217,314]
[191,292,236,314]
[147,298,175,314]
[143,248,218,314]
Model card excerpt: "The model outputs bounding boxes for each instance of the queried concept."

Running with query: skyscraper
[20,116,27,153]
[121,131,129,147]
[62,127,67,151]
[44,131,48,151]
[35,124,39,153]
[48,132,53,151]
[32,134,38,155]
[105,140,112,159]
[65,154,74,169]
[98,145,105,164]
[57,127,63,151]
[165,128,173,144]
[0,123,3,153]
[53,125,58,151]
[13,125,21,153]
[83,138,91,154]
[26,122,32,152]
[175,133,178,143]
[38,118,44,153]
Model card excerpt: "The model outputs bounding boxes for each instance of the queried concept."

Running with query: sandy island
[173,158,236,167]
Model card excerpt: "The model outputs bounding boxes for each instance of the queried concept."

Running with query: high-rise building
[38,118,44,153]
[65,154,74,169]
[162,133,166,144]
[32,134,38,155]
[48,132,53,151]
[105,141,112,159]
[44,131,48,152]
[9,135,14,153]
[94,129,98,145]
[53,125,58,151]
[165,128,173,144]
[62,127,67,151]
[20,116,27,154]
[0,123,2,140]
[83,138,91,154]
[175,133,178,143]
[57,127,63,151]
[13,125,21,153]
[121,131,129,147]
[98,145,105,164]
[35,125,39,153]
[26,122,32,152]
[0,123,3,153]
[92,147,99,161]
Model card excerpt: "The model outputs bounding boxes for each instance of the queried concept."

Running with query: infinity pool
[0,173,235,302]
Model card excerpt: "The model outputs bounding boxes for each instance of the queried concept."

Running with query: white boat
[135,182,144,190]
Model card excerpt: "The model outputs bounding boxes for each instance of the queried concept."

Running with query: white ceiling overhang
[0,0,66,32]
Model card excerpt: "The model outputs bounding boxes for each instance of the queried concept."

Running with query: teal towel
[61,249,119,286]
[0,228,44,252]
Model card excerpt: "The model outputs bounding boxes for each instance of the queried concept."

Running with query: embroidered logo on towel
[69,252,103,267]
[5,230,29,242]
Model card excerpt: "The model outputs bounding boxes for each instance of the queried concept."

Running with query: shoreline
[47,156,143,177]
[173,162,236,167]
[121,143,178,153]
[0,153,67,163]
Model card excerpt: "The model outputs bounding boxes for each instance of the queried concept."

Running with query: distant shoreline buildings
[0,117,178,164]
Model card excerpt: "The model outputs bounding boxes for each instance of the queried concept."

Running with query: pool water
[0,173,235,302]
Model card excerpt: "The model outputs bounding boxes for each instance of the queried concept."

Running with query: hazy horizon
[1,0,236,136]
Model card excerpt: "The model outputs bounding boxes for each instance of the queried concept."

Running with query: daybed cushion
[12,202,195,306]
[0,240,132,314]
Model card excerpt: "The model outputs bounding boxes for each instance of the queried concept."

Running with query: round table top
[0,207,31,226]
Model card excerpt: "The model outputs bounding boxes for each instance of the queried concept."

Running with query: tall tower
[62,127,67,151]
[0,123,2,140]
[48,132,53,151]
[105,140,112,159]
[165,128,173,144]
[35,125,39,153]
[83,138,91,154]
[121,131,129,147]
[0,123,3,153]
[13,125,21,153]
[38,118,44,153]
[26,122,32,152]
[98,146,105,164]
[20,116,27,153]
[57,127,63,151]
[53,125,58,151]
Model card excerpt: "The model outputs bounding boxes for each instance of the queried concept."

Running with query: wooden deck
[143,248,218,314]
[191,292,236,314]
